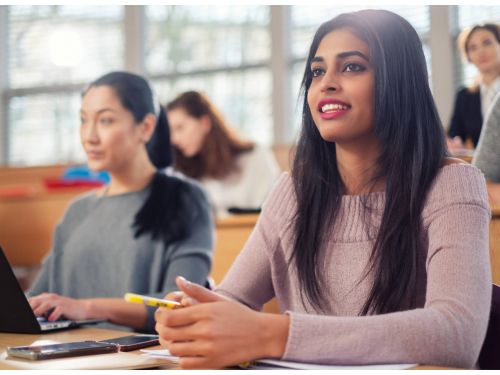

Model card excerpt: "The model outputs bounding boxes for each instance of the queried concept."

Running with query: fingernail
[178,276,191,289]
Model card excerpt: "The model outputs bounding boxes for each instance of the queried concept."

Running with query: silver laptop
[0,246,103,333]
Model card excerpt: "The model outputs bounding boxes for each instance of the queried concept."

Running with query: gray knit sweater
[28,175,214,333]
[474,92,500,182]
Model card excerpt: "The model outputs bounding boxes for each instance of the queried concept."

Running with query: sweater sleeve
[448,89,466,142]
[26,194,91,297]
[26,225,61,297]
[473,93,500,182]
[282,168,491,368]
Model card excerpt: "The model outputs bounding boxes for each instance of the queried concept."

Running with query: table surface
[0,327,177,370]
[0,327,452,370]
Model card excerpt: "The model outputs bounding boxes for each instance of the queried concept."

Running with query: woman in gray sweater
[473,92,500,204]
[27,72,213,333]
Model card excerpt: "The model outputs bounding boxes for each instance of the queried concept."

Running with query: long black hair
[291,10,447,314]
[85,71,191,245]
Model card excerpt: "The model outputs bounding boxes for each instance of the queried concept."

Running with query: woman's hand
[446,136,465,152]
[28,293,90,322]
[155,277,289,369]
[163,290,199,308]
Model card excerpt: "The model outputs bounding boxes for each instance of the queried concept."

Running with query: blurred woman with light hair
[447,23,500,151]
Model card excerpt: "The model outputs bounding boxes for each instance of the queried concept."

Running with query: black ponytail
[146,106,172,169]
[133,172,192,245]
[135,105,191,246]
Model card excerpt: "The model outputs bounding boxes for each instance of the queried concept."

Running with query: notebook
[0,246,103,333]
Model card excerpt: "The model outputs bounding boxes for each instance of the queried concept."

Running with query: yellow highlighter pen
[124,293,182,309]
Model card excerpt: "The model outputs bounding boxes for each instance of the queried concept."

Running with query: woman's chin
[86,161,107,173]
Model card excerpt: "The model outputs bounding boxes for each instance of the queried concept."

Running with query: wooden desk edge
[216,214,259,228]
[411,365,459,370]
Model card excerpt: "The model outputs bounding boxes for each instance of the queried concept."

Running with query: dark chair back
[478,284,500,369]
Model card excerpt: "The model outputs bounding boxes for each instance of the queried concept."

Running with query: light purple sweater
[216,164,491,368]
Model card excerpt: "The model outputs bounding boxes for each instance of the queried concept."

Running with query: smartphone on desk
[99,334,159,352]
[6,341,118,360]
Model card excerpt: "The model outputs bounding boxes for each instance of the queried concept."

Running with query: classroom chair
[478,284,500,369]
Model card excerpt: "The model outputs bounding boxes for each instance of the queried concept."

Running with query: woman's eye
[80,118,87,125]
[99,118,114,125]
[311,67,324,77]
[344,63,366,73]
[483,39,493,46]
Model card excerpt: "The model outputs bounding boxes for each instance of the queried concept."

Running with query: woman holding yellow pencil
[154,10,490,369]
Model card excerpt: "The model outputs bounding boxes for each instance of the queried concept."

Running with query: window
[0,5,490,166]
[5,5,124,165]
[145,5,273,145]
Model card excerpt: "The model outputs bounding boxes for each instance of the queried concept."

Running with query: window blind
[6,5,124,166]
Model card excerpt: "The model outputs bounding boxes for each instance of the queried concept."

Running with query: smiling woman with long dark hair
[154,10,491,369]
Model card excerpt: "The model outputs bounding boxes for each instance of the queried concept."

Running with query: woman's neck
[335,139,383,195]
[105,152,157,196]
[481,71,499,86]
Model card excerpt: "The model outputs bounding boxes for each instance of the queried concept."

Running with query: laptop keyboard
[37,317,73,330]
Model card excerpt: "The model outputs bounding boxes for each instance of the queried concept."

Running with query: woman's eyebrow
[336,50,370,61]
[80,108,117,115]
[96,108,117,115]
[311,50,370,64]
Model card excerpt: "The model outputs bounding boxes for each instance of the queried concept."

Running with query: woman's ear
[200,115,212,135]
[140,114,157,143]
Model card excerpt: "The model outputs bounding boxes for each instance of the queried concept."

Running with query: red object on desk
[43,179,105,190]
[0,186,36,199]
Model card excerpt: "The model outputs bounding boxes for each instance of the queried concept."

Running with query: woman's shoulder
[161,169,209,205]
[58,190,99,226]
[423,160,489,216]
[261,172,296,223]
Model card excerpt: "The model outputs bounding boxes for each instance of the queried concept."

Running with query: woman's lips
[320,109,349,120]
[317,99,351,120]
[86,151,104,159]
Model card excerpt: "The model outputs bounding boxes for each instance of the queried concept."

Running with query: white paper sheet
[139,349,416,370]
[253,358,417,370]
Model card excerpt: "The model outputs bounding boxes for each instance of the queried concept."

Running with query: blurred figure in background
[167,91,280,217]
[447,23,500,152]
[473,92,500,204]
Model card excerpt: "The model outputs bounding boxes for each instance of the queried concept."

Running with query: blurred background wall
[0,5,499,167]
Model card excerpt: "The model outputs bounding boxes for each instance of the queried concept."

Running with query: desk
[450,149,474,163]
[0,327,449,370]
[0,327,176,370]
[490,205,500,284]
[0,188,93,267]
[212,214,259,284]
